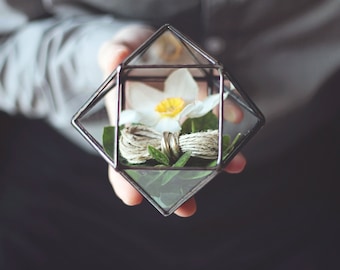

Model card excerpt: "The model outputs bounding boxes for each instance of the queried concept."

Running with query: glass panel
[75,76,119,167]
[124,169,217,215]
[127,28,216,66]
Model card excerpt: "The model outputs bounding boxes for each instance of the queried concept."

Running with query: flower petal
[119,110,141,125]
[154,118,182,133]
[193,93,221,117]
[164,68,198,102]
[179,102,204,120]
[138,111,160,126]
[182,93,227,119]
[126,82,163,111]
[119,110,159,126]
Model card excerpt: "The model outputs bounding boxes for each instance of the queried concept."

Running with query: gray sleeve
[0,15,130,126]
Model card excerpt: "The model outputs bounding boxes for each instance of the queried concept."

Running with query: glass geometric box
[72,24,265,216]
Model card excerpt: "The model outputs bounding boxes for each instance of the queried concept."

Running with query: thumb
[98,42,131,77]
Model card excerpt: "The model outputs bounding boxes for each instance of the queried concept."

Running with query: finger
[111,24,155,52]
[223,99,244,124]
[98,25,154,76]
[174,197,197,217]
[98,43,131,76]
[224,153,246,174]
[108,166,143,206]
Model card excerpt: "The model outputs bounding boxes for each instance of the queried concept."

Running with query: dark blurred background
[0,55,339,270]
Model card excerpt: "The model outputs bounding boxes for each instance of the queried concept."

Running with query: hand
[98,25,246,217]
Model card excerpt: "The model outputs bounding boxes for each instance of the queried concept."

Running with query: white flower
[119,68,225,133]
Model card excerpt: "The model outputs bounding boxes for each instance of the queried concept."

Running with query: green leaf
[181,111,218,134]
[231,132,242,147]
[172,151,191,167]
[178,170,214,180]
[160,170,180,186]
[102,126,115,159]
[148,145,170,166]
[207,159,217,167]
[158,151,192,186]
[224,132,242,157]
[222,134,230,150]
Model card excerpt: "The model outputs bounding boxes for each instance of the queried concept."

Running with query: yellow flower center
[155,97,185,118]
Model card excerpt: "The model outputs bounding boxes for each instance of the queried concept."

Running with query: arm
[0,13,134,127]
